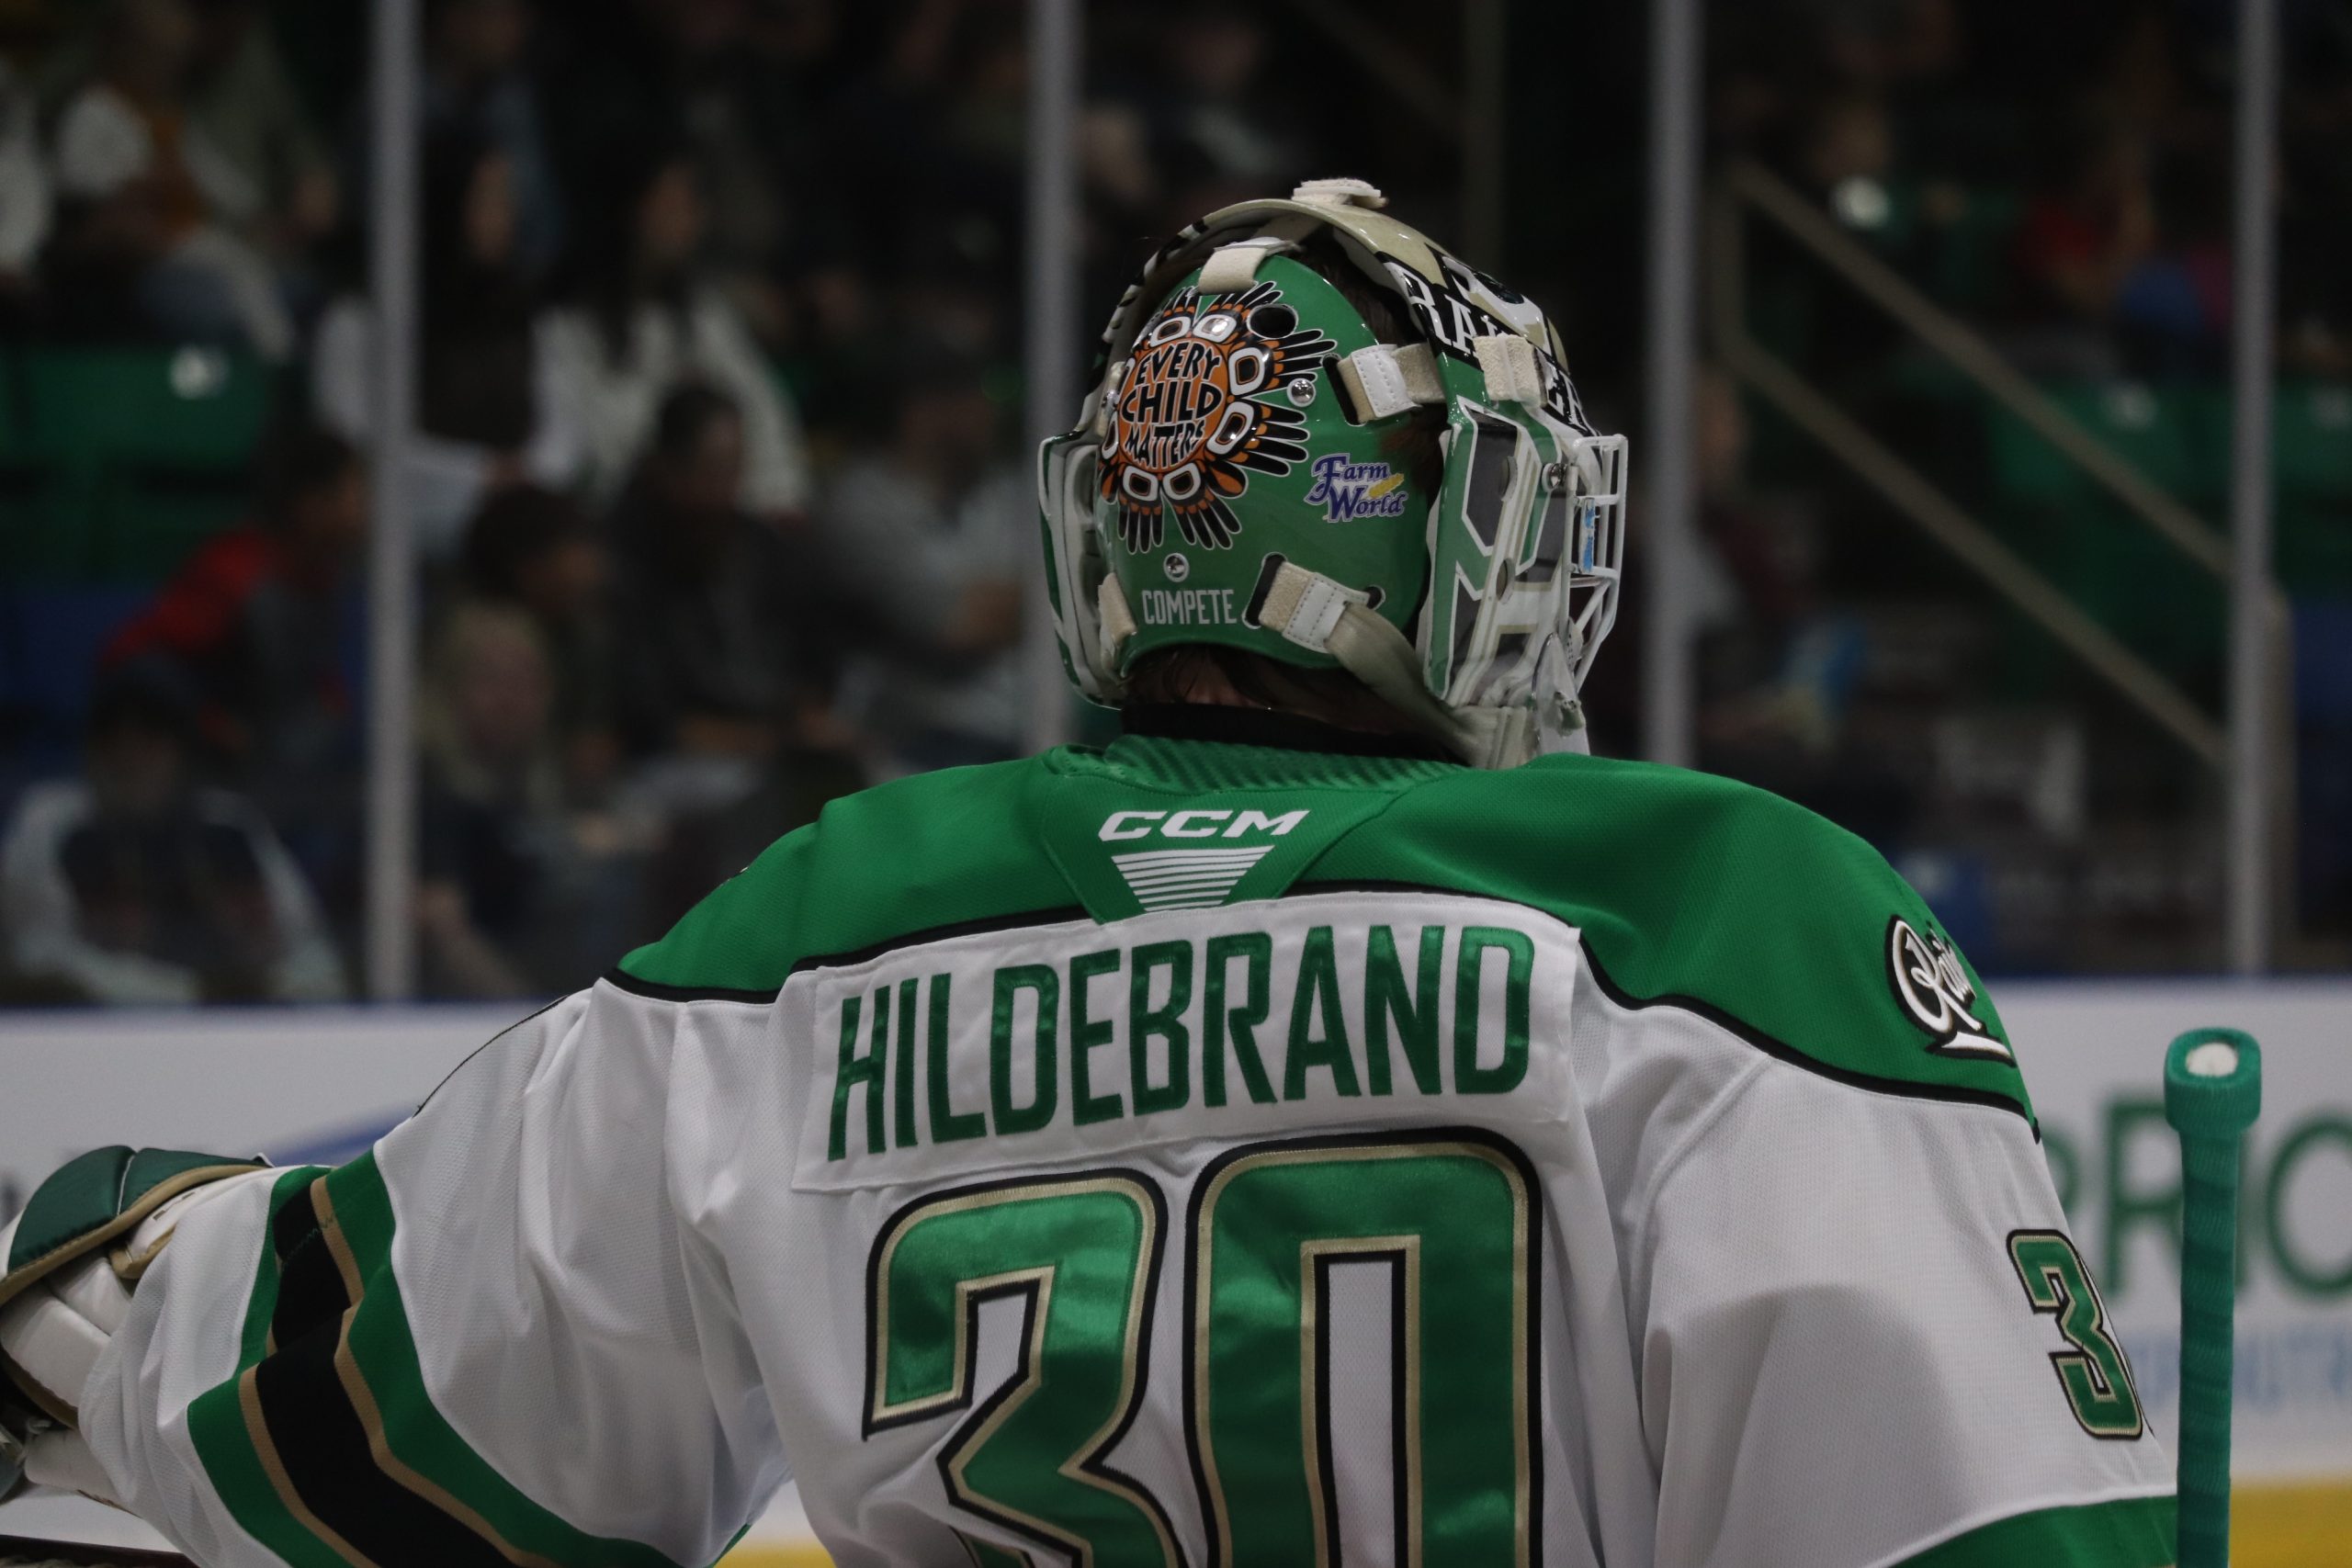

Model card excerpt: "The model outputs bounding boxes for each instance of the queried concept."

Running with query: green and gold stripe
[187,1156,689,1568]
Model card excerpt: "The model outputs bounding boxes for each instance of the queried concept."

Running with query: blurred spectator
[2009,115,2229,379]
[606,383,861,929]
[415,603,634,998]
[1803,0,1963,89]
[312,130,580,558]
[458,483,619,800]
[608,383,840,761]
[814,0,1028,323]
[820,347,1026,770]
[544,149,813,517]
[1785,90,1919,375]
[0,667,345,1005]
[182,0,338,281]
[2124,152,2231,376]
[423,0,564,277]
[1135,4,1306,215]
[0,61,51,323]
[531,0,825,344]
[716,0,851,337]
[1686,366,1897,840]
[2007,124,2156,377]
[2279,14,2352,378]
[634,0,797,324]
[103,426,368,885]
[45,0,296,357]
[1690,367,1861,760]
[1799,91,1901,235]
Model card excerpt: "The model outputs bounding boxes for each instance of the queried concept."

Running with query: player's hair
[1124,641,1425,738]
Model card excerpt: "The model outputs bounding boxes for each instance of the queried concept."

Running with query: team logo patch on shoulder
[1886,916,2010,1061]
[1099,283,1336,553]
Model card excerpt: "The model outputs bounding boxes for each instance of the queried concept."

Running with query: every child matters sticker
[1099,282,1335,553]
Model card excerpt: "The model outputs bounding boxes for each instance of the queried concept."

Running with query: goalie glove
[0,1149,274,1508]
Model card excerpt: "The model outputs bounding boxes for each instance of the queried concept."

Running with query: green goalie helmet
[1039,177,1628,769]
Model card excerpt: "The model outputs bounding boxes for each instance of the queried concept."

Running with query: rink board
[1,979,2347,1562]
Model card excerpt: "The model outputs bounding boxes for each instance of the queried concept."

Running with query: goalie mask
[1039,177,1628,769]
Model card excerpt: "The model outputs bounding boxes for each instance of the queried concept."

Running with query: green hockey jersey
[74,715,2174,1567]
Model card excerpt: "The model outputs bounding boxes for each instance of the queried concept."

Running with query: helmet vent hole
[1248,303,1297,339]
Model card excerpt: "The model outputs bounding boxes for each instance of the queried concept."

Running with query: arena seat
[1986,378,2221,513]
[0,581,152,774]
[1,348,276,581]
[2274,381,2352,504]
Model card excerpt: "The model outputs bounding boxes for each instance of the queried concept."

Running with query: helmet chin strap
[1244,556,1574,770]
[1528,628,1591,758]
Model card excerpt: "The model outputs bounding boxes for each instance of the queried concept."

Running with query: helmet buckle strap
[1245,555,1372,651]
[1290,177,1387,210]
[1197,235,1297,295]
[1472,333,1545,406]
[1247,555,1529,766]
[1336,344,1444,422]
[1095,574,1138,668]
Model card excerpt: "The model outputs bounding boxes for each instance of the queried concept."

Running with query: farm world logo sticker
[1099,282,1335,553]
[1305,455,1408,522]
[1887,915,2012,1061]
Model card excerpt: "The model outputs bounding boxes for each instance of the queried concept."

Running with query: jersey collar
[1079,705,1464,794]
[1118,703,1456,762]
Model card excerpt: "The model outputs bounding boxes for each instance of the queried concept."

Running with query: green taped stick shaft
[2174,1129,2240,1568]
[2164,1027,2262,1568]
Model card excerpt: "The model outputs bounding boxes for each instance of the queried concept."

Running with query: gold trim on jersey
[867,1176,1175,1568]
[312,1179,568,1568]
[239,1365,384,1568]
[1191,1136,1534,1568]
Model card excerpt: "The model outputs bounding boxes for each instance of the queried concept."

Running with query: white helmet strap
[1245,555,1566,769]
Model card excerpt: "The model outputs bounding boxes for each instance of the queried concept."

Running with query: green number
[1188,1132,1541,1568]
[2007,1229,2145,1439]
[866,1134,1543,1567]
[866,1174,1181,1567]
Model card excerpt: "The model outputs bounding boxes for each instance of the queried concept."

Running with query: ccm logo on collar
[1099,807,1309,841]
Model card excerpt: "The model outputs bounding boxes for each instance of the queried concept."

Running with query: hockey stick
[2163,1027,2262,1568]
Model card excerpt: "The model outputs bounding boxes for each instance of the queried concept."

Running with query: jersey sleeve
[77,985,789,1568]
[1633,1038,2175,1568]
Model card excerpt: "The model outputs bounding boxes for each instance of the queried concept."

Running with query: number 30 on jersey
[862,1131,1543,1568]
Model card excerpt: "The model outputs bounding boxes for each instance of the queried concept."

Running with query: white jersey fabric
[73,722,2175,1567]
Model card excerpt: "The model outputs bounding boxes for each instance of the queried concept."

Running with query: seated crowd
[0,0,1130,999]
[0,0,2346,992]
